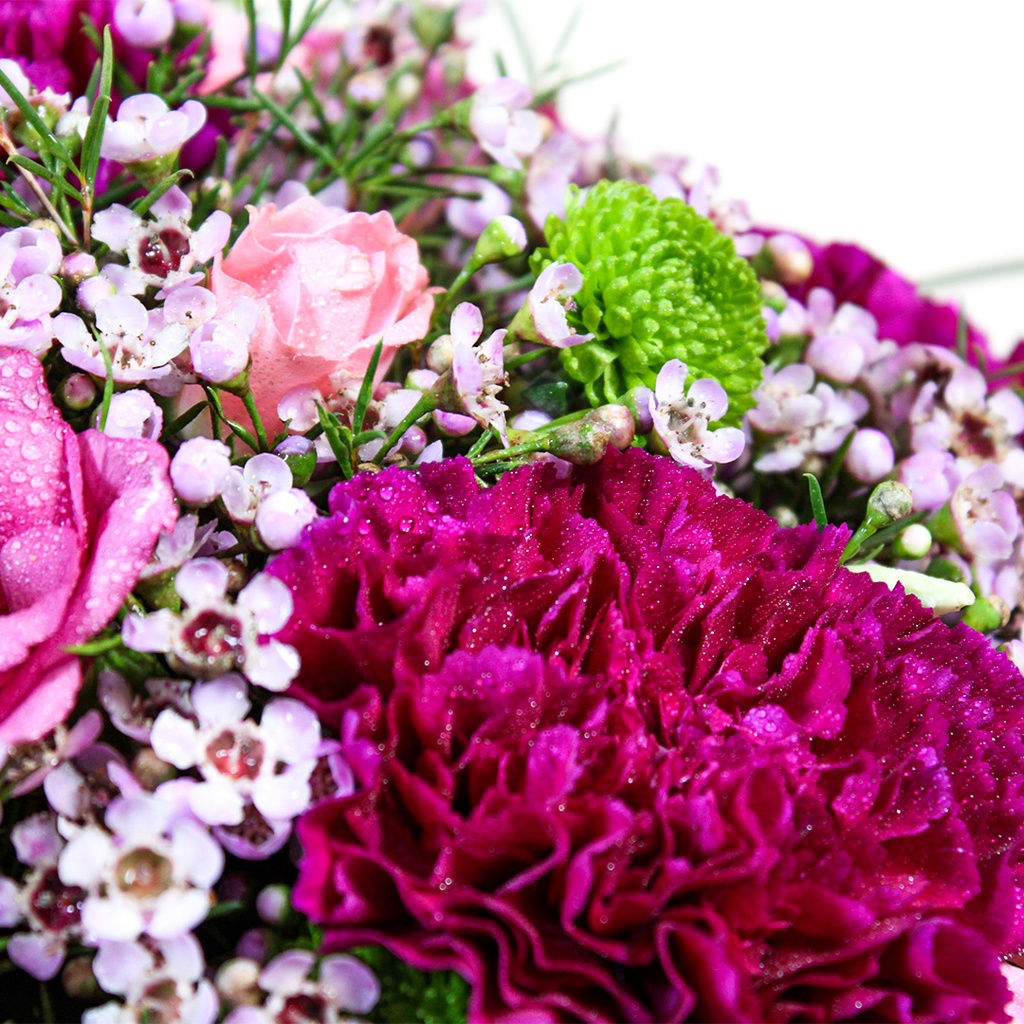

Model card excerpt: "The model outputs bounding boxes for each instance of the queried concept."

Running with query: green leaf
[81,26,114,188]
[353,339,384,433]
[130,170,192,218]
[803,473,828,530]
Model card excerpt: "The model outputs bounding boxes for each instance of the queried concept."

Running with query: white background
[464,0,1024,355]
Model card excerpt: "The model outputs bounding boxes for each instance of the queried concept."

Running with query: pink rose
[211,197,434,434]
[0,351,176,748]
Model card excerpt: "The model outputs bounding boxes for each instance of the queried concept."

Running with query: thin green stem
[240,389,269,452]
[371,392,437,465]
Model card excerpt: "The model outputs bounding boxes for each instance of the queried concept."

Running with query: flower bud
[215,957,262,1006]
[60,373,98,411]
[845,428,895,482]
[472,215,527,265]
[170,437,232,506]
[256,884,291,925]
[545,405,635,465]
[894,523,932,560]
[963,594,1011,633]
[763,233,813,284]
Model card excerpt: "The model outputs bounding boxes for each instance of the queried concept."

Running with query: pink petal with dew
[261,698,320,761]
[192,676,251,727]
[260,949,316,993]
[321,954,381,1014]
[8,933,65,981]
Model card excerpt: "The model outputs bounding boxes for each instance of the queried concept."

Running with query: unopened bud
[867,480,913,524]
[215,957,262,1006]
[545,405,635,465]
[764,233,814,284]
[842,481,913,563]
[256,884,291,925]
[131,747,176,790]
[62,956,100,1000]
[894,523,932,560]
[963,594,1011,633]
[426,333,454,374]
[472,215,527,265]
[60,372,98,411]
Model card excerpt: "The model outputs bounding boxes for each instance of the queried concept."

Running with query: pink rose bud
[212,197,433,435]
[170,437,232,505]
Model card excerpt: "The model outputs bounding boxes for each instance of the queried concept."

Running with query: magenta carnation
[271,449,1024,1023]
[775,236,993,368]
[0,1,147,95]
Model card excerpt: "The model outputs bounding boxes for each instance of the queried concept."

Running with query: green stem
[240,388,269,452]
[371,392,437,465]
[472,432,552,465]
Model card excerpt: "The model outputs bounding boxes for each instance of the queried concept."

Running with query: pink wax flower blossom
[91,187,231,292]
[271,448,1024,1023]
[648,358,745,473]
[445,301,508,441]
[150,674,320,828]
[100,93,207,165]
[511,261,593,349]
[211,196,434,435]
[0,812,84,980]
[772,235,996,369]
[58,785,224,943]
[0,226,65,357]
[121,559,299,692]
[87,933,218,1024]
[223,949,380,1024]
[468,77,543,170]
[0,351,175,749]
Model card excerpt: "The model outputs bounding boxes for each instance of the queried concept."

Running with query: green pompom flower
[531,180,768,418]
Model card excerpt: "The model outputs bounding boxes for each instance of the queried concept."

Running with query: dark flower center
[180,609,244,666]
[206,729,265,780]
[278,993,329,1024]
[137,228,190,277]
[363,26,394,67]
[114,847,173,898]
[29,867,85,933]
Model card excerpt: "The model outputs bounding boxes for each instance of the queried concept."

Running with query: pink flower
[274,449,1024,1022]
[0,351,176,749]
[211,196,434,435]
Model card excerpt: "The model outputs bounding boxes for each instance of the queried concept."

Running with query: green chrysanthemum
[531,180,768,418]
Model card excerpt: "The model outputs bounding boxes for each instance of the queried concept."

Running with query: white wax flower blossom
[100,93,207,165]
[122,559,300,692]
[91,186,230,291]
[58,785,224,943]
[648,360,745,474]
[150,675,320,828]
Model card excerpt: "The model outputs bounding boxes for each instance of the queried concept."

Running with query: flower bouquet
[2,1,1024,1021]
